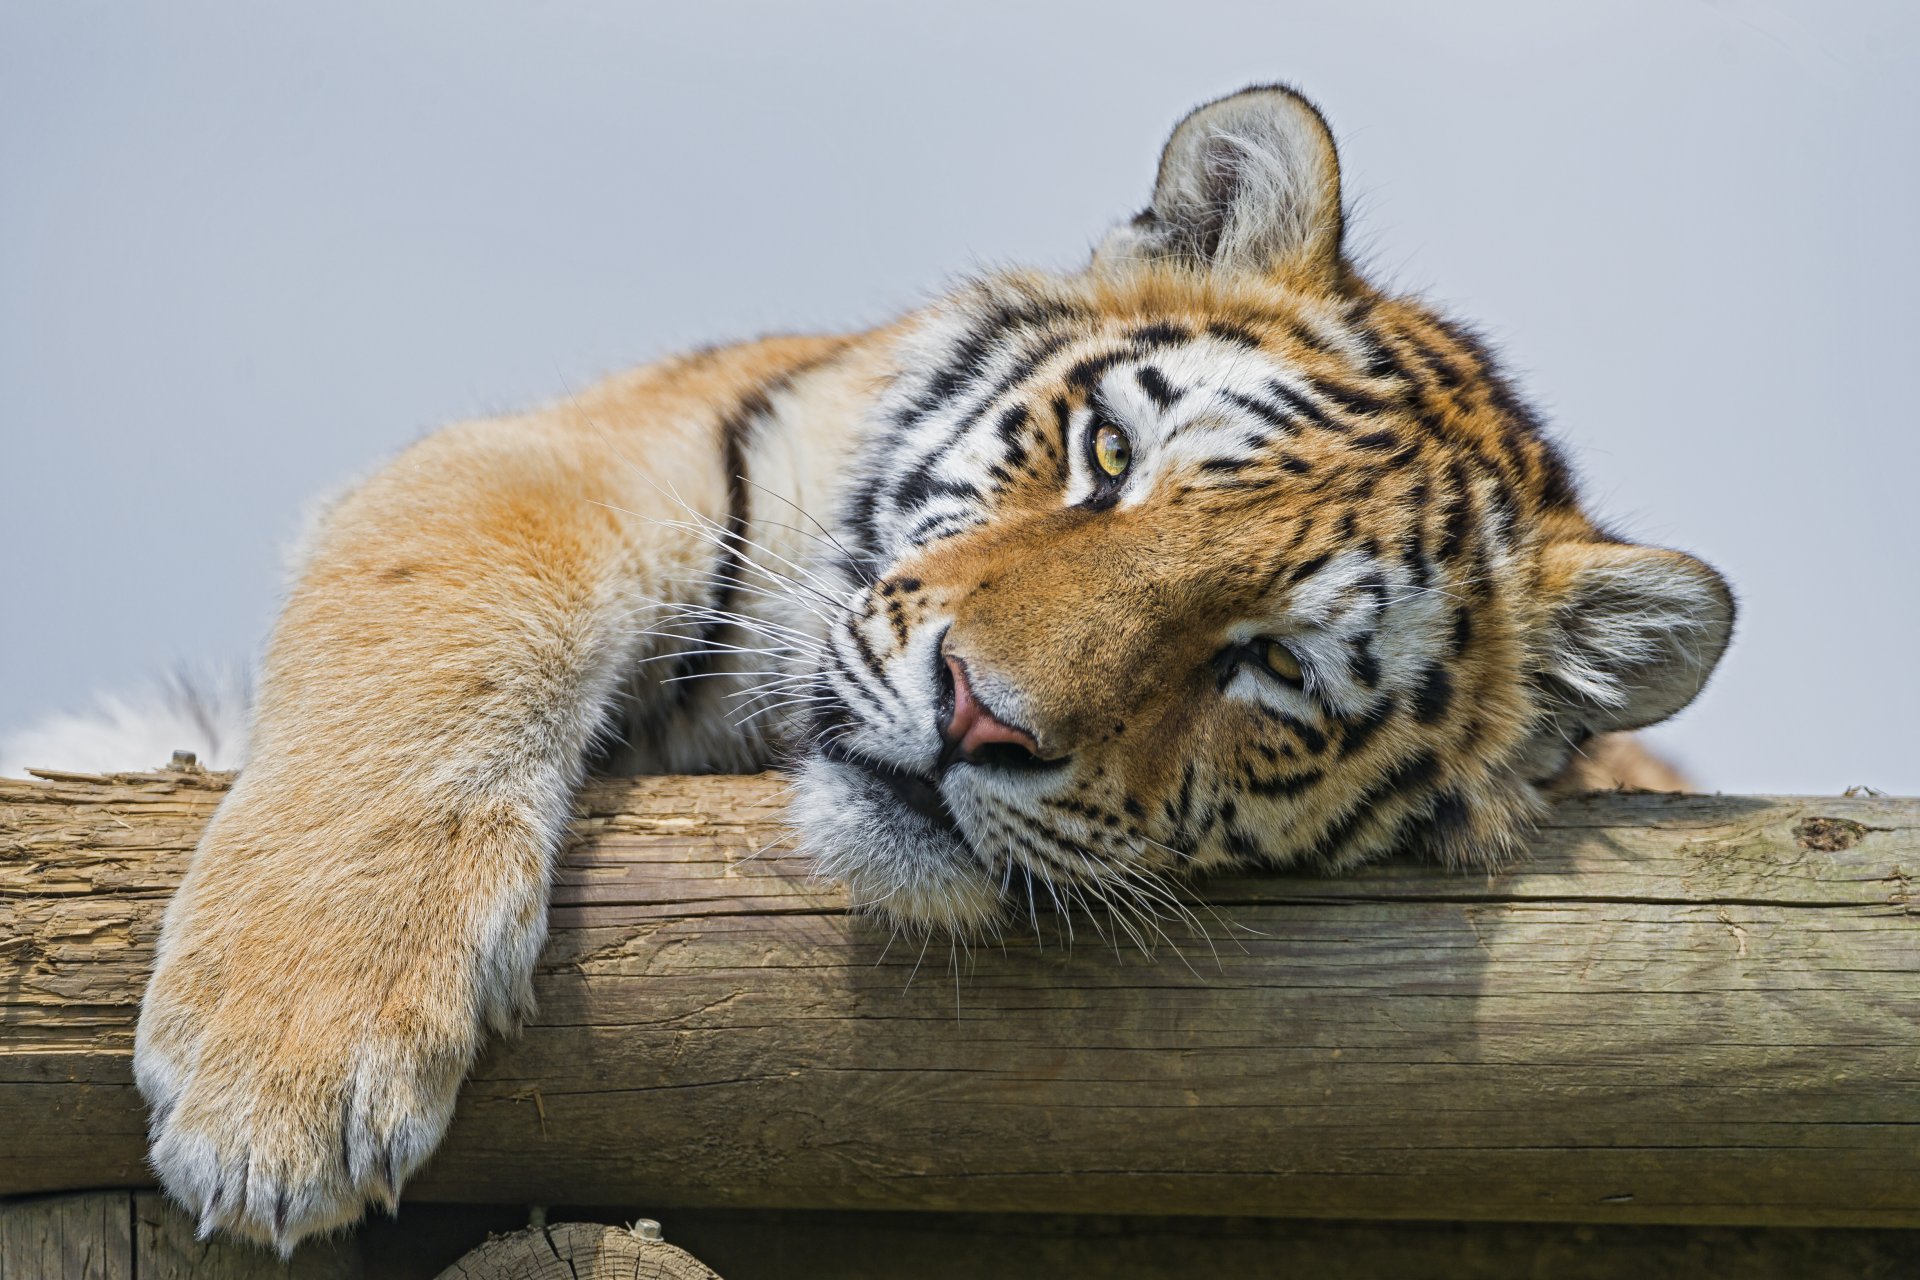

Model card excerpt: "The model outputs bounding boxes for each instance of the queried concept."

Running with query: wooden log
[0,1192,362,1279]
[2,767,1917,1228]
[11,1194,1919,1278]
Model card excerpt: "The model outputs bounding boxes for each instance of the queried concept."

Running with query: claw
[339,1098,355,1178]
[267,1183,304,1259]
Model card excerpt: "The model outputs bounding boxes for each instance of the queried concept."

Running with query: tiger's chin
[788,753,1006,935]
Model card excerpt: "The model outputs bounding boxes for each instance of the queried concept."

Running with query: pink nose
[943,656,1040,760]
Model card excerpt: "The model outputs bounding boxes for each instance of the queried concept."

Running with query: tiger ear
[1093,84,1344,281]
[1535,541,1736,736]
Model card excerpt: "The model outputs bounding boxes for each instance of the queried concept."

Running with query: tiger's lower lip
[819,741,960,834]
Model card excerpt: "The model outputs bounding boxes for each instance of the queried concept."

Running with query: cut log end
[434,1220,724,1280]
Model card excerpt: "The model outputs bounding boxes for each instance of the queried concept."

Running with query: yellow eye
[1092,423,1132,478]
[1261,640,1304,684]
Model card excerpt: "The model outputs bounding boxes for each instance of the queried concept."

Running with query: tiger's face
[790,87,1732,932]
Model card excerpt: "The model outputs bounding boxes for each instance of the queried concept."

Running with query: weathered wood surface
[434,1220,722,1280]
[0,1192,360,1279]
[10,1194,1919,1279]
[2,767,1917,1227]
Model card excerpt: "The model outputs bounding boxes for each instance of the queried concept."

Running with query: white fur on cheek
[788,757,1002,935]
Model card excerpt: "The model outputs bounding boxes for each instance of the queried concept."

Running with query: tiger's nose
[942,655,1042,764]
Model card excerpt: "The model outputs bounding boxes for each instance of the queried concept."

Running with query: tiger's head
[790,86,1733,933]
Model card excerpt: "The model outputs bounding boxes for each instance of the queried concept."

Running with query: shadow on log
[2,767,1917,1227]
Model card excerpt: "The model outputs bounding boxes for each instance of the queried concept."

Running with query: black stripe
[1066,349,1128,391]
[1249,767,1323,798]
[994,403,1029,443]
[1130,321,1192,347]
[1286,319,1335,354]
[1449,609,1473,655]
[827,623,893,714]
[1402,535,1433,590]
[1205,320,1263,349]
[1225,390,1301,433]
[1266,380,1337,430]
[1336,694,1396,758]
[1287,550,1331,586]
[843,473,889,562]
[1356,339,1402,381]
[1414,790,1474,859]
[668,374,786,714]
[846,617,889,683]
[1438,461,1474,561]
[667,344,858,716]
[891,465,982,517]
[1316,379,1393,418]
[1379,751,1442,805]
[1168,761,1198,830]
[1536,439,1578,509]
[1225,828,1267,859]
[1305,751,1440,864]
[1398,326,1470,391]
[904,511,972,545]
[1279,713,1328,756]
[1349,635,1382,690]
[1136,365,1179,409]
[1412,663,1454,724]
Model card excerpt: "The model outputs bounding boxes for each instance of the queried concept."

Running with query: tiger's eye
[1093,423,1132,478]
[1262,640,1304,684]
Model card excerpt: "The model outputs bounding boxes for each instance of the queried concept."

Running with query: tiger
[127,85,1733,1251]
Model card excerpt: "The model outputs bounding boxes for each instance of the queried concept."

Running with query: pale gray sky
[2,1,1915,793]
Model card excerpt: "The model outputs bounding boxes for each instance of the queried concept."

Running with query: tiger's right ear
[1093,84,1345,282]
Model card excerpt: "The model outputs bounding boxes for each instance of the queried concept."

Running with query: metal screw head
[633,1219,663,1242]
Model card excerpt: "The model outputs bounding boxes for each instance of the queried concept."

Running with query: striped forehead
[1068,338,1319,506]
[866,318,1343,548]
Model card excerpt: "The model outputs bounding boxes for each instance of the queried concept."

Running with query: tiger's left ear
[1093,84,1344,281]
[1536,541,1736,735]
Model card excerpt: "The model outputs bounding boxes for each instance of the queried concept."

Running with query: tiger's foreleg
[132,407,727,1251]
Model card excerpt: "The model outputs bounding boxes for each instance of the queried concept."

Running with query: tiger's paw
[135,961,475,1254]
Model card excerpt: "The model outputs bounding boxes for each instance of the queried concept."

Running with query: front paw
[133,777,552,1251]
[135,951,474,1253]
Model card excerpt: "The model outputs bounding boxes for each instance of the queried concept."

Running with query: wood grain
[0,1192,360,1280]
[12,1195,1919,1278]
[2,767,1916,1227]
[433,1220,722,1280]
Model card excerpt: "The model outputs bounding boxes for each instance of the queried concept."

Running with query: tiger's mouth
[818,740,960,835]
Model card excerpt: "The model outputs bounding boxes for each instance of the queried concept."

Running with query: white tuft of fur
[0,666,253,777]
[789,757,1003,936]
